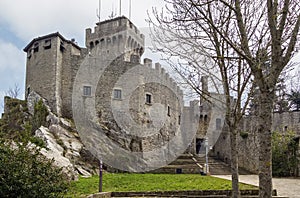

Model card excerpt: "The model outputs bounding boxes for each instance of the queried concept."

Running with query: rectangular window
[44,39,51,49]
[60,40,65,52]
[178,115,181,125]
[113,89,122,99]
[146,94,152,104]
[33,43,39,53]
[216,118,222,130]
[83,86,92,96]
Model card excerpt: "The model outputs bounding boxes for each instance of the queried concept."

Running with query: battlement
[91,16,144,39]
[142,58,184,98]
[85,16,145,58]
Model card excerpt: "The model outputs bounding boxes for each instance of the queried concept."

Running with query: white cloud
[0,40,25,110]
[0,39,24,71]
[0,0,165,46]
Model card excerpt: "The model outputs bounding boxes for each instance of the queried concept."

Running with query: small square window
[114,89,122,99]
[44,39,51,49]
[33,42,39,53]
[83,86,92,96]
[146,94,152,104]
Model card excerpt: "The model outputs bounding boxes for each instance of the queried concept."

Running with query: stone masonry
[23,16,202,160]
[22,15,300,174]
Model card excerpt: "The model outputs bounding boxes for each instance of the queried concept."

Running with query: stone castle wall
[213,111,300,173]
[94,54,184,152]
[61,47,88,118]
[272,111,300,135]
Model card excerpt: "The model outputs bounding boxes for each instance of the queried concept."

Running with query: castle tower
[23,32,82,117]
[85,16,145,63]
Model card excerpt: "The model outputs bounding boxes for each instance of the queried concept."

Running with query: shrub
[272,130,299,177]
[239,131,249,139]
[0,139,68,197]
[31,99,49,134]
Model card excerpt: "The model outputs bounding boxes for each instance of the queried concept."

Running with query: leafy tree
[0,138,68,198]
[0,97,68,197]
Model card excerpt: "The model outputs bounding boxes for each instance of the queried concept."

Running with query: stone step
[149,154,252,175]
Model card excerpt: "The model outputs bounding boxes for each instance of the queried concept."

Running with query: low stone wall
[87,190,278,197]
[87,192,111,198]
[111,190,268,197]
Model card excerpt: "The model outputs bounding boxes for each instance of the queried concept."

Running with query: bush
[0,139,68,198]
[272,130,299,177]
[31,99,49,134]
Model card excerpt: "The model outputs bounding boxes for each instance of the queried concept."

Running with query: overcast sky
[0,0,166,115]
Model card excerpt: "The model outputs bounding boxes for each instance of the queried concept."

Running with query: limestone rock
[35,126,78,180]
[35,119,97,179]
[75,165,92,177]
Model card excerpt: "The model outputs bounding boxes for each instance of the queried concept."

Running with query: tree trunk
[258,91,273,198]
[230,128,240,198]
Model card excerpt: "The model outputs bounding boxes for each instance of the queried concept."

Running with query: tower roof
[23,32,81,52]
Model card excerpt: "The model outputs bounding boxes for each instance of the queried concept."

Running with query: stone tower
[23,33,83,117]
[85,16,145,62]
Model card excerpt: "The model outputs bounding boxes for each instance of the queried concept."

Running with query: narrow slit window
[167,106,171,116]
[60,40,65,52]
[27,87,31,97]
[216,118,222,130]
[83,86,92,96]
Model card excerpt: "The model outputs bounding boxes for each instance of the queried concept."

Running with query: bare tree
[5,83,21,99]
[149,0,300,197]
[149,1,253,197]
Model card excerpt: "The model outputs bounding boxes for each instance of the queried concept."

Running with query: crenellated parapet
[142,58,184,101]
[86,16,145,61]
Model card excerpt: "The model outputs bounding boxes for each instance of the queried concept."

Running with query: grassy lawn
[65,173,256,197]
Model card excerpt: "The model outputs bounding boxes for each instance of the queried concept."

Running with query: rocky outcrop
[28,92,98,180]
